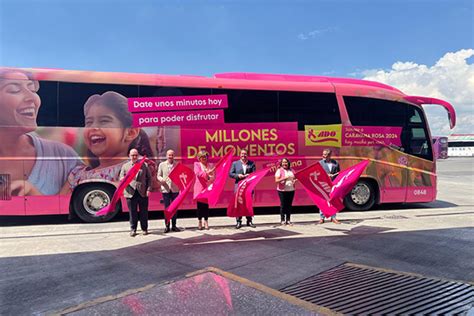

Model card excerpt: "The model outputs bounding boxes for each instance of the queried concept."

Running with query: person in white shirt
[275,158,297,225]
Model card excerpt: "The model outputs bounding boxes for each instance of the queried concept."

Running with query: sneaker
[318,219,325,224]
[142,230,149,235]
[171,227,181,232]
[281,221,286,226]
[235,222,242,229]
[130,230,137,237]
[331,218,341,224]
[247,222,256,228]
[286,222,293,226]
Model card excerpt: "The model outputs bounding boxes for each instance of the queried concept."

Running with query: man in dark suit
[229,149,256,229]
[119,148,152,236]
[319,148,341,224]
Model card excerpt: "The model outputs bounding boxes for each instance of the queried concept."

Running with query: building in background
[448,134,474,157]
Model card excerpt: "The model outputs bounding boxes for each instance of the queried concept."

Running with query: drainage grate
[280,263,474,315]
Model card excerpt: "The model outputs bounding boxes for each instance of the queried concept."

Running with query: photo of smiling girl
[0,68,81,196]
[61,91,156,193]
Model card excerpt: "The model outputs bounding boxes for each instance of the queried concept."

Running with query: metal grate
[280,263,474,315]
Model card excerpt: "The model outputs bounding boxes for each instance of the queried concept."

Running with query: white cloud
[297,27,337,41]
[362,49,474,136]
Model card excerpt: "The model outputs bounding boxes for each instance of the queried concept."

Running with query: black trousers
[278,190,295,223]
[163,192,179,228]
[127,191,149,231]
[197,201,209,221]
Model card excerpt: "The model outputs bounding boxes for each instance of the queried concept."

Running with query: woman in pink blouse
[193,150,215,230]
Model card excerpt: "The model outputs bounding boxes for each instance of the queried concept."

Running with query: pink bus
[0,68,456,222]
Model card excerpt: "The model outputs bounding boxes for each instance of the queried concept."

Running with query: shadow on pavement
[1,226,473,315]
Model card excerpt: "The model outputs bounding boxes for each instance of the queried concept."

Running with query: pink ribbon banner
[128,95,228,112]
[132,110,224,127]
[227,168,270,218]
[165,163,196,224]
[295,162,344,218]
[96,157,146,217]
[194,148,235,207]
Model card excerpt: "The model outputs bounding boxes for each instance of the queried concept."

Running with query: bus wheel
[73,184,119,223]
[344,179,376,211]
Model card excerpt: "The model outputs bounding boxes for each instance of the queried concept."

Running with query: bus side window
[58,82,139,127]
[214,89,278,123]
[278,92,340,129]
[407,127,433,160]
[36,81,59,127]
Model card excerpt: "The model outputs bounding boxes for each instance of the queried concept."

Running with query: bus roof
[214,72,403,92]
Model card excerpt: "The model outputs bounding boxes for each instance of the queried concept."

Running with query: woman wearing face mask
[0,68,81,196]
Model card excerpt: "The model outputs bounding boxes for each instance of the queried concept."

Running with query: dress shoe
[235,222,242,229]
[318,219,325,224]
[142,230,149,235]
[164,227,171,233]
[331,218,341,224]
[247,222,256,228]
[171,227,181,232]
[130,230,137,237]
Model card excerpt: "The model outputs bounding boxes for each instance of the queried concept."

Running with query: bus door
[404,125,436,203]
[375,148,409,204]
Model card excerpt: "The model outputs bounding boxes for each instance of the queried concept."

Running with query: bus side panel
[59,194,72,215]
[0,198,25,215]
[25,195,60,215]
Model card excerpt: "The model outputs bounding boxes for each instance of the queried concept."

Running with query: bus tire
[73,184,120,223]
[344,179,376,211]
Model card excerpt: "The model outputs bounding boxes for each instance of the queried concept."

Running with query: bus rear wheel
[73,184,120,223]
[344,179,376,211]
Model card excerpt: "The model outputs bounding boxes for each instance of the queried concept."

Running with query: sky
[0,0,472,136]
